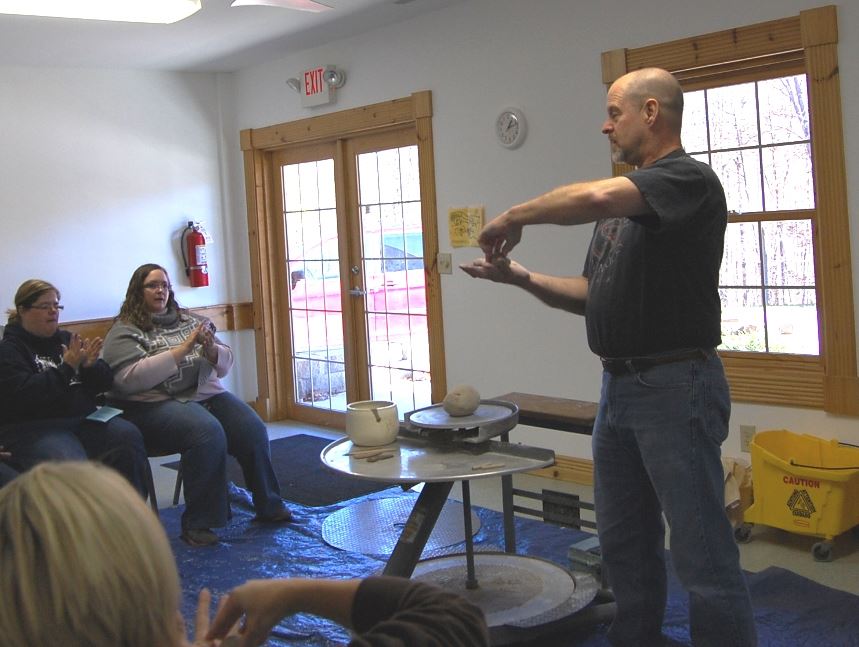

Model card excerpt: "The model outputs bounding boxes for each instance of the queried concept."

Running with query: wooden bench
[495,391,597,436]
[60,302,254,340]
[493,392,599,552]
[495,392,597,485]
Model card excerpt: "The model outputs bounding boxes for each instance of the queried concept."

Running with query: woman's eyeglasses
[143,282,171,291]
[28,303,64,311]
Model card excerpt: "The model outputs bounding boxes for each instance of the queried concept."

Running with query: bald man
[462,68,756,646]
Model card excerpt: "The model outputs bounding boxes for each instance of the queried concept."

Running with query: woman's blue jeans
[0,416,148,497]
[592,351,756,647]
[117,391,284,531]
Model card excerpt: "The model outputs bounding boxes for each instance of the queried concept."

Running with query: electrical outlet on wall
[740,424,756,453]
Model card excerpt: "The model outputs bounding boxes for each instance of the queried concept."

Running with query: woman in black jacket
[0,279,147,495]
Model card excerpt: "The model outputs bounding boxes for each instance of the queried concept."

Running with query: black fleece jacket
[0,322,113,425]
[349,576,489,646]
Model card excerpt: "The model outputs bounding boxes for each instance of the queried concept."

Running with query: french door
[242,93,445,427]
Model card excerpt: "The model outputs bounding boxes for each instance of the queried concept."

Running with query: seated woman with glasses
[102,263,292,547]
[0,279,148,495]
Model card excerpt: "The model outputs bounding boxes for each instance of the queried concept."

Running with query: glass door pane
[357,145,432,414]
[282,158,348,413]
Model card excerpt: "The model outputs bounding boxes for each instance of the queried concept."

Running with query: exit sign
[300,66,332,107]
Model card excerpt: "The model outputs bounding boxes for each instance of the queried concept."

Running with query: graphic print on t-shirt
[588,218,625,287]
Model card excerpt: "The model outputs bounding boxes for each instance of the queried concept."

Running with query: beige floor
[148,420,859,597]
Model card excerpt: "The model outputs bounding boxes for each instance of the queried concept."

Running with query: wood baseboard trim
[527,454,594,485]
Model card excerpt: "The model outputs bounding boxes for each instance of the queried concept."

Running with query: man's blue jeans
[592,351,756,646]
[118,391,284,531]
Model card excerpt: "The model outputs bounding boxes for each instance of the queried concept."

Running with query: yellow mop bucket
[743,430,859,561]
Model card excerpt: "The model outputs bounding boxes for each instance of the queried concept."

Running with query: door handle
[348,288,366,296]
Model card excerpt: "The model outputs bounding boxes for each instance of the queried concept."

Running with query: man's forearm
[519,272,587,315]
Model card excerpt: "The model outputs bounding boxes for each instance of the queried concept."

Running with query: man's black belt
[600,348,712,375]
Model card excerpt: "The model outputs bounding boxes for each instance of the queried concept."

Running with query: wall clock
[495,107,527,149]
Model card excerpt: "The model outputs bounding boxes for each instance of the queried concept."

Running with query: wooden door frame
[270,141,346,428]
[240,91,447,422]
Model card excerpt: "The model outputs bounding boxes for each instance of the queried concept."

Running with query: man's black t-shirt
[582,149,726,358]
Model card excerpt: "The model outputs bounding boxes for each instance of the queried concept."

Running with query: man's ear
[643,98,659,125]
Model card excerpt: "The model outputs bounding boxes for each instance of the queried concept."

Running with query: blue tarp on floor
[161,485,859,646]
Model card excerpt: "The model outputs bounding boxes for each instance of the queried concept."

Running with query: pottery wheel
[406,400,516,429]
[411,552,598,628]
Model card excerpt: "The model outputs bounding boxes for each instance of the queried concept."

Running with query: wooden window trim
[602,5,858,415]
[240,91,446,421]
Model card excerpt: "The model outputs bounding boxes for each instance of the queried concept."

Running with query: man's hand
[460,256,530,286]
[477,211,522,260]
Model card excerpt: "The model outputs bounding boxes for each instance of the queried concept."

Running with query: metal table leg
[461,480,478,589]
[500,430,517,553]
[382,481,454,577]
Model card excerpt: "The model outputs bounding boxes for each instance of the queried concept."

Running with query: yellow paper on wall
[448,206,485,248]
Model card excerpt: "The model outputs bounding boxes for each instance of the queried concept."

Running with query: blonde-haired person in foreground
[0,461,490,647]
[0,461,235,647]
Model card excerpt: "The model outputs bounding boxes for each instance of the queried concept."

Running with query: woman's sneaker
[181,528,219,546]
[252,506,293,524]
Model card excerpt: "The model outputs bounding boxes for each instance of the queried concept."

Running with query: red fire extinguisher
[181,221,209,288]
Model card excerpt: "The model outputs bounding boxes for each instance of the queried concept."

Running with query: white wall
[0,66,253,396]
[228,0,859,456]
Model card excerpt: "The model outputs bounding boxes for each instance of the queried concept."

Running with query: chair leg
[172,464,183,506]
[144,459,159,513]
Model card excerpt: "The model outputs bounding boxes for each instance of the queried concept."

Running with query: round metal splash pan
[411,552,598,628]
[321,496,480,556]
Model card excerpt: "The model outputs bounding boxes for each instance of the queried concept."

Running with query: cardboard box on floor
[723,456,753,527]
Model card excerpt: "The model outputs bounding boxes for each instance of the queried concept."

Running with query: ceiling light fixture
[323,66,346,89]
[231,0,332,12]
[0,0,201,24]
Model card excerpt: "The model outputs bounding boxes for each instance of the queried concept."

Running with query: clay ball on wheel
[442,385,481,417]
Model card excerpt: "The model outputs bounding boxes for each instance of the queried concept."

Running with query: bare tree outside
[682,74,818,354]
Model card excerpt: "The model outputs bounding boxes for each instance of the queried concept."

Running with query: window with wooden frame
[602,5,858,415]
